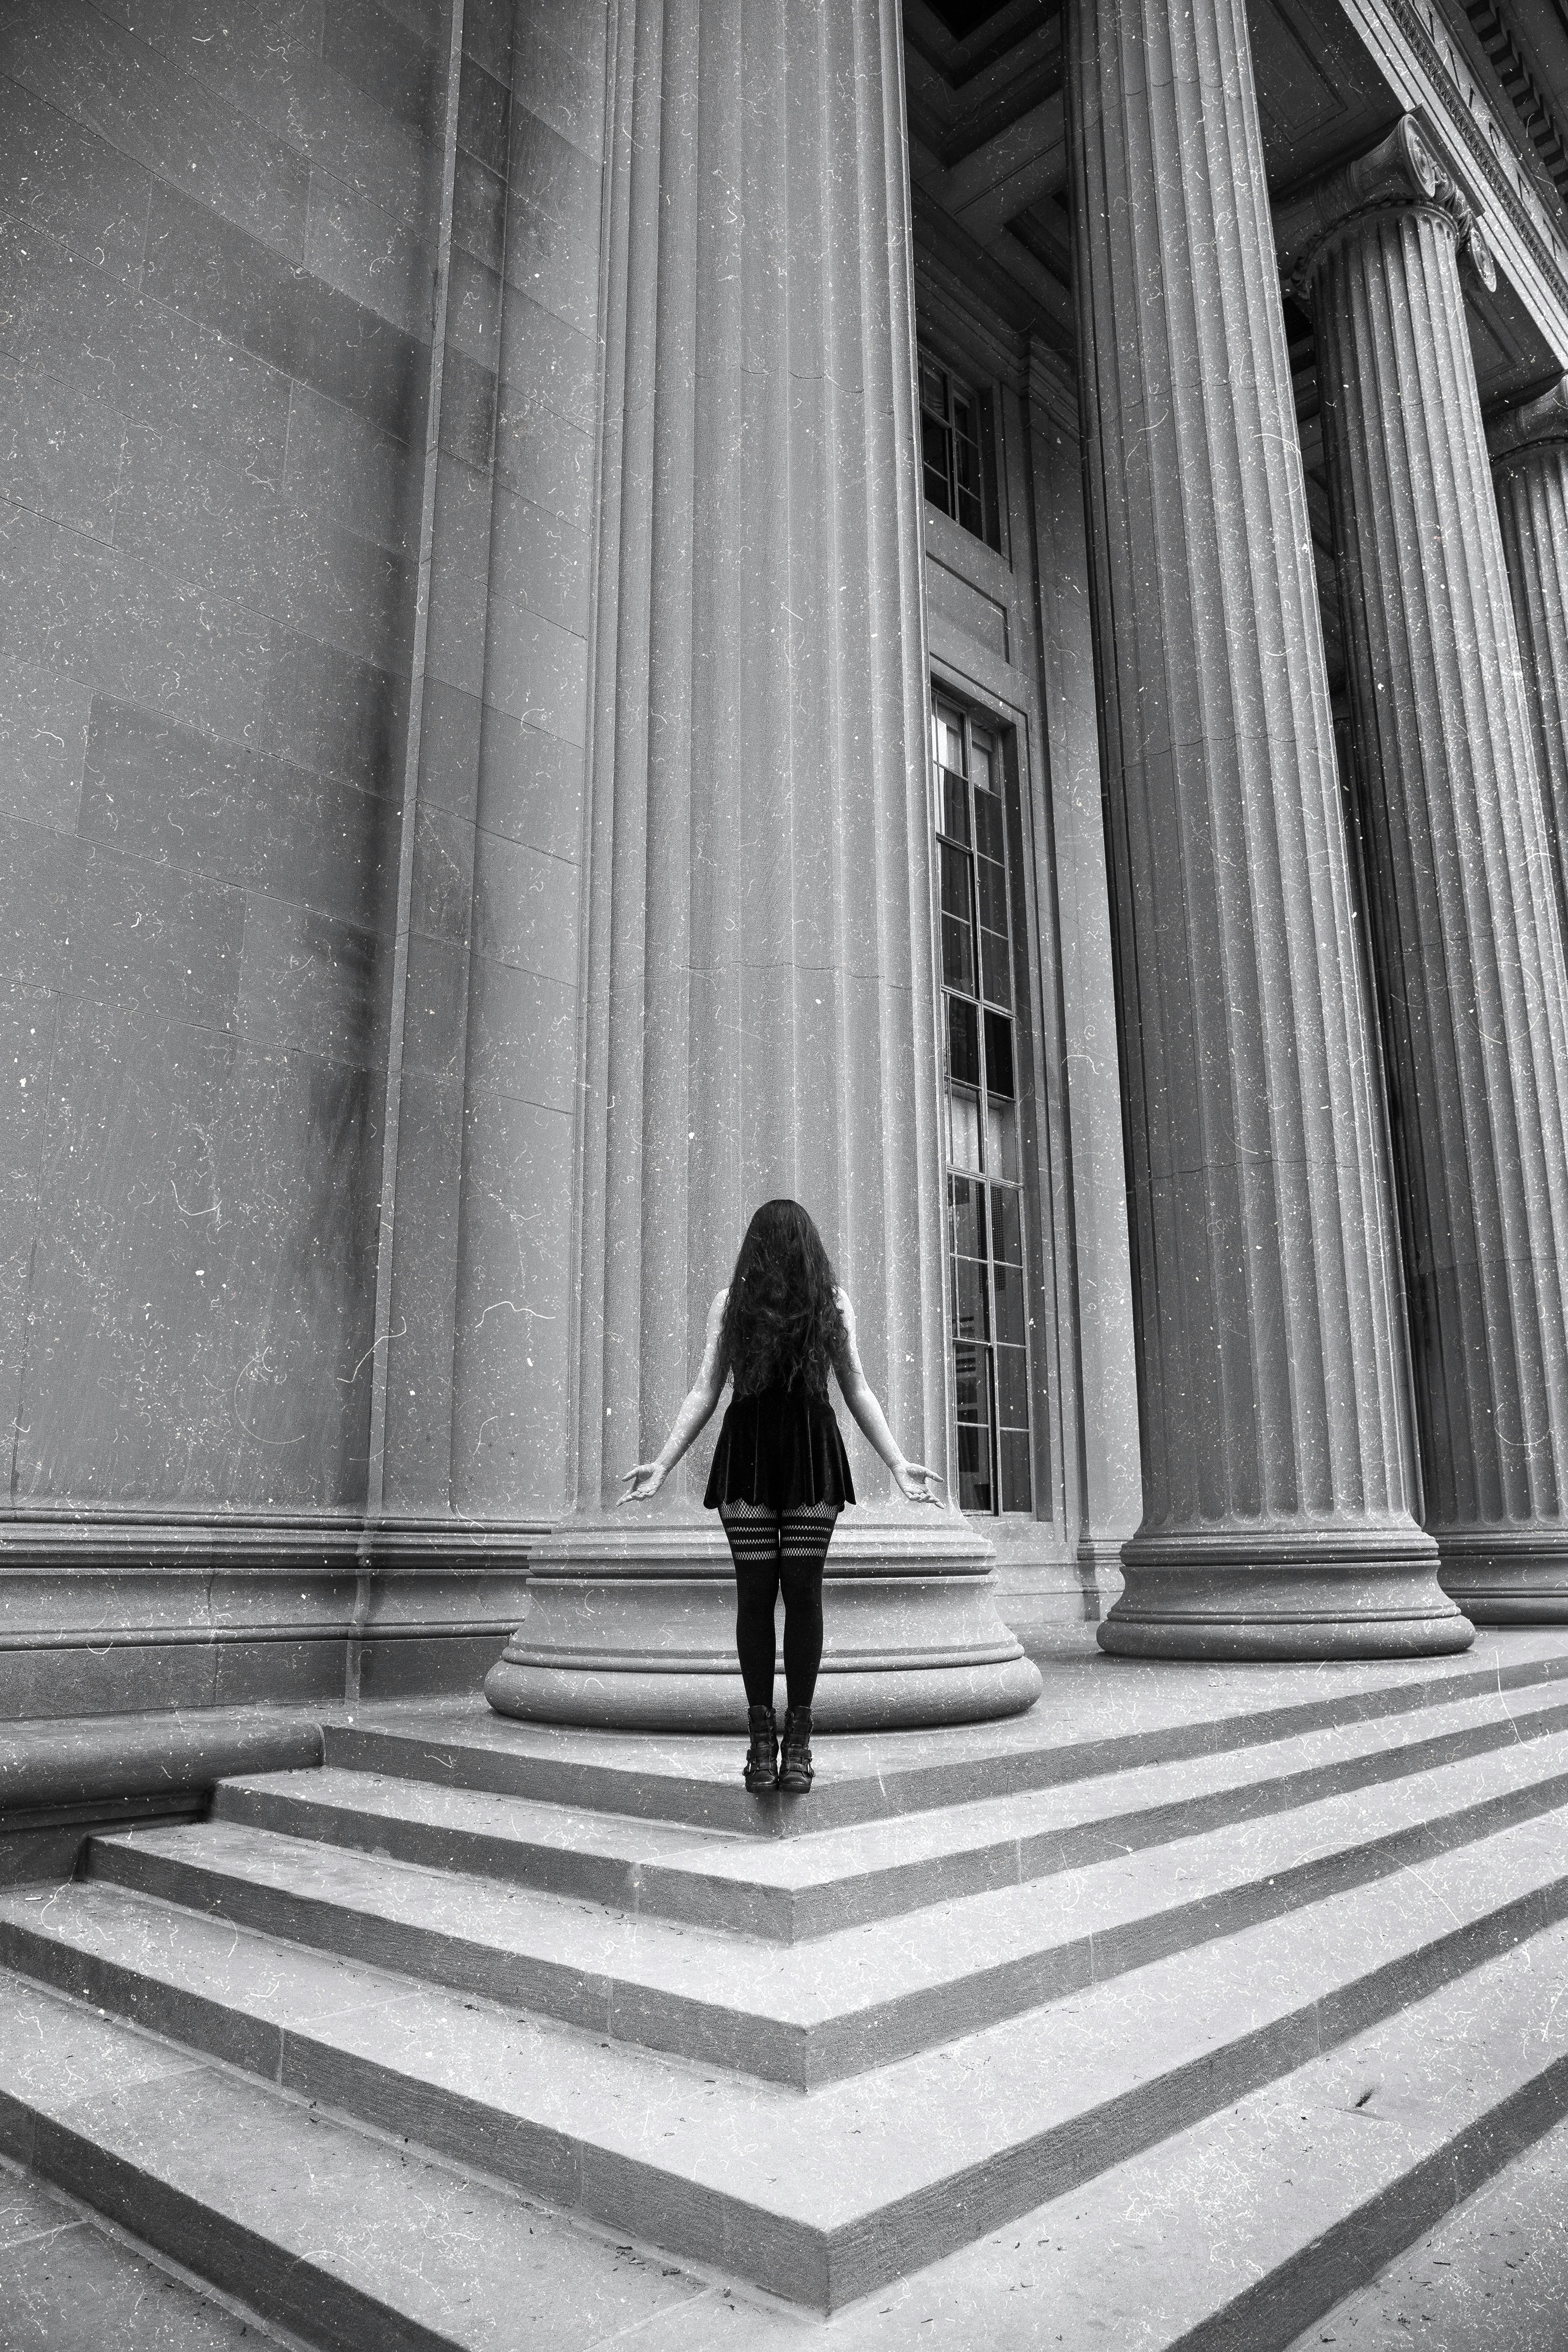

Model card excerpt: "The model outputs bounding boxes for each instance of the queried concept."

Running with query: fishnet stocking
[719,1500,840,1708]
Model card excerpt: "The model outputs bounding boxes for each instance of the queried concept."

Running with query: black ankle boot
[743,1704,778,1792]
[778,1704,814,1793]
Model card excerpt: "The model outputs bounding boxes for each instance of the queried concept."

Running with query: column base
[1437,1530,1568,1623]
[483,1512,1044,1730]
[1098,1529,1474,1660]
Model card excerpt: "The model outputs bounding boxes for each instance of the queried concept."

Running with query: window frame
[932,688,1041,1517]
[918,347,1000,552]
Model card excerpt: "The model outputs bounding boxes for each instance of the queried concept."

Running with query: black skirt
[703,1379,857,1511]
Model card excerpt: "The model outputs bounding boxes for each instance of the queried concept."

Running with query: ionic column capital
[1276,115,1495,299]
[1488,376,1568,472]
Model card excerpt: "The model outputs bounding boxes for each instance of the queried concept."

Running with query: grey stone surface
[1289,119,1568,1624]
[1288,2102,1568,2348]
[217,1667,1568,1938]
[1491,377,1568,944]
[2,1641,1568,2340]
[0,1981,711,2352]
[0,2155,269,2352]
[482,0,1040,1729]
[1067,0,1457,1653]
[79,1712,1568,2086]
[419,0,605,1530]
[0,0,611,1688]
[0,0,443,1538]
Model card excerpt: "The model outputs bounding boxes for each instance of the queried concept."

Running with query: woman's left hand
[618,1462,667,1504]
[894,1460,946,1505]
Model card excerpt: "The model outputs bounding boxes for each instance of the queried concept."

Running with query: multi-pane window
[920,353,988,541]
[934,693,1034,1515]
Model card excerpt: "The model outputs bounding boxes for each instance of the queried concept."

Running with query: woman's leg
[779,1503,839,1709]
[719,1500,783,1706]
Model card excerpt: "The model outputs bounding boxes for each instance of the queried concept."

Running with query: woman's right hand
[894,1459,946,1506]
[618,1462,667,1504]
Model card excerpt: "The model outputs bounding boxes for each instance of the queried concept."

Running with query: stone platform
[1,1632,1568,2346]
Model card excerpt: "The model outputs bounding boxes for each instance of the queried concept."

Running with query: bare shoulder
[708,1285,729,1322]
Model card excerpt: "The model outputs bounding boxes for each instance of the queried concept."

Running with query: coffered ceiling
[907,0,1568,689]
[906,0,1568,399]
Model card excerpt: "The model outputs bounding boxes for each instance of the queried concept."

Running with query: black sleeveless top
[702,1373,857,1511]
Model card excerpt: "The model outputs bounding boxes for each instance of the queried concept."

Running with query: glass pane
[947,994,981,1088]
[995,1341,1029,1428]
[985,1097,1017,1180]
[981,925,1010,1006]
[991,1183,1022,1267]
[985,1009,1014,1099]
[976,855,1009,935]
[953,400,984,539]
[974,789,1005,863]
[969,729,993,791]
[993,1253,1026,1347]
[954,1343,988,1420]
[936,708,965,771]
[941,769,969,843]
[952,1250,989,1342]
[922,420,952,514]
[948,1086,982,1172]
[1000,1428,1032,1514]
[955,1413,993,1514]
[941,916,974,994]
[939,850,974,993]
[921,361,947,417]
[948,1173,986,1260]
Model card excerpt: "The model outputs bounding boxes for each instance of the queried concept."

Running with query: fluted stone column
[1283,119,1568,1620]
[1066,0,1464,1655]
[484,0,1041,1728]
[1491,379,1568,936]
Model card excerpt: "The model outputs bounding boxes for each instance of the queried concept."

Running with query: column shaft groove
[1293,120,1568,1617]
[1491,382,1568,948]
[1069,0,1461,1653]
[485,0,1040,1729]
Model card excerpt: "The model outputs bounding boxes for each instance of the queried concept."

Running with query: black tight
[718,1501,840,1710]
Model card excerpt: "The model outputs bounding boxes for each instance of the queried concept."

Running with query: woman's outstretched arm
[619,1287,728,1503]
[830,1289,946,1506]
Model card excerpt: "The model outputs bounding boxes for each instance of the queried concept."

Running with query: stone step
[219,1673,1568,1940]
[1279,2095,1568,2350]
[784,1914,1568,2349]
[212,1764,732,1914]
[321,1644,1568,1836]
[7,1908,1568,2352]
[0,2152,286,2352]
[5,1900,1568,2347]
[78,1720,1568,2086]
[2,1803,1567,2307]
[0,1976,721,2352]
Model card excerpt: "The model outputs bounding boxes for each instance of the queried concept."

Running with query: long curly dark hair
[720,1200,847,1399]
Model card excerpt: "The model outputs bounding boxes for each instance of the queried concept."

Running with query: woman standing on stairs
[618,1199,946,1794]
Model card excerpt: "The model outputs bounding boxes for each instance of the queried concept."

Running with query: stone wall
[0,0,605,1714]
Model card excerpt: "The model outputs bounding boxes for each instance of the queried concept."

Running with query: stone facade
[7,0,1568,1721]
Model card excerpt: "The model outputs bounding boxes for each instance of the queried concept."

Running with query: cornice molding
[1276,114,1497,295]
[1026,333,1080,437]
[0,1507,548,1574]
[1366,0,1568,326]
[913,240,1031,392]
